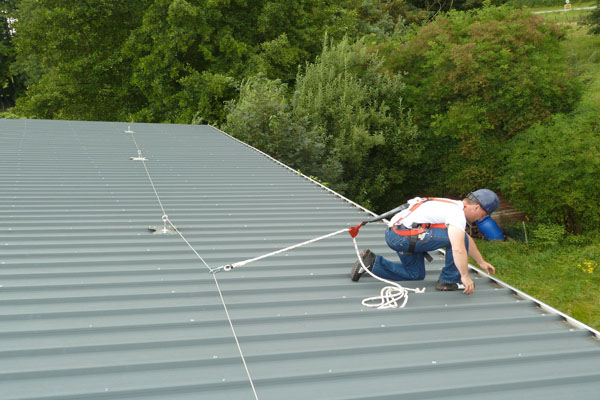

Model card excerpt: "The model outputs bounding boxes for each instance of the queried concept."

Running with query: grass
[525,0,596,23]
[475,237,600,331]
[563,23,600,104]
[536,8,595,23]
[523,0,596,13]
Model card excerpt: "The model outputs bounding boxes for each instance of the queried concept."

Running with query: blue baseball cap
[468,189,499,215]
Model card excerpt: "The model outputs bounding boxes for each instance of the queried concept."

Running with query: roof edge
[439,249,600,339]
[209,124,600,340]
[479,265,600,339]
[207,124,378,219]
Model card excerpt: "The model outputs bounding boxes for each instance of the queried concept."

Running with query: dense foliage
[10,0,423,123]
[224,38,421,209]
[500,100,600,232]
[11,0,148,120]
[3,1,598,230]
[0,0,21,110]
[9,0,363,122]
[122,0,361,123]
[222,75,331,182]
[378,6,580,196]
[226,6,584,212]
[5,0,503,122]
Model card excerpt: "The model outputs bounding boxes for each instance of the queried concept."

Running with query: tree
[0,0,22,110]
[225,38,421,211]
[500,100,600,232]
[292,37,422,208]
[12,0,149,120]
[123,0,358,124]
[222,75,331,181]
[378,5,580,196]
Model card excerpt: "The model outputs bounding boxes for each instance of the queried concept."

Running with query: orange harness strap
[391,198,458,236]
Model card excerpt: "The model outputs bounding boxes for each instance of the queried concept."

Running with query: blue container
[476,216,504,241]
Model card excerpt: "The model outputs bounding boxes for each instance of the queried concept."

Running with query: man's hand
[461,275,474,294]
[479,260,496,275]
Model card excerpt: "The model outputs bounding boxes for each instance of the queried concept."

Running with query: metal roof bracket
[149,215,178,235]
[130,150,148,161]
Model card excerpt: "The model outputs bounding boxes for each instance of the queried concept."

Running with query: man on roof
[350,189,499,294]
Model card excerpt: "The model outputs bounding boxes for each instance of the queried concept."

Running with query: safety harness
[391,197,458,235]
[390,197,463,257]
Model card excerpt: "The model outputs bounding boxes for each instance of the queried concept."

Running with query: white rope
[215,228,350,272]
[208,125,425,307]
[129,129,214,272]
[212,274,260,400]
[123,125,421,399]
[129,130,213,271]
[140,156,168,217]
[165,217,214,272]
[213,224,425,308]
[124,127,259,399]
[351,237,425,309]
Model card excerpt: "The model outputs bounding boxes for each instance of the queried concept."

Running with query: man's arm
[447,225,474,294]
[466,234,496,275]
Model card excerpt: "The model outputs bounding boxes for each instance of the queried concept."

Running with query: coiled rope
[350,236,425,309]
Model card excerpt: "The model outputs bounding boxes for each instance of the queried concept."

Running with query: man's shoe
[350,249,376,282]
[435,279,466,291]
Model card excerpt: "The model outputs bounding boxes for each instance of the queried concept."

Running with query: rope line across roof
[123,125,259,400]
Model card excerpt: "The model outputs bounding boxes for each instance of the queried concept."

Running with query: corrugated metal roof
[1,118,599,400]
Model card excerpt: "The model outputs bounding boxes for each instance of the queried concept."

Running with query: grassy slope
[524,0,596,13]
[476,239,600,330]
[474,10,600,331]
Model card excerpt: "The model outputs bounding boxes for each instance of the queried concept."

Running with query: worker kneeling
[350,189,499,295]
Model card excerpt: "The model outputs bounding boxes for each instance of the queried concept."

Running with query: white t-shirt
[388,197,466,231]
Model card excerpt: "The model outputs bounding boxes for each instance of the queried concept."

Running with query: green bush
[0,110,23,119]
[565,230,600,246]
[379,5,581,196]
[223,37,421,211]
[222,75,332,181]
[500,100,600,232]
[291,37,422,209]
[584,0,600,34]
[529,223,566,247]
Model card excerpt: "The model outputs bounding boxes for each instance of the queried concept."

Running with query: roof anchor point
[124,125,135,134]
[130,150,148,161]
[149,215,177,235]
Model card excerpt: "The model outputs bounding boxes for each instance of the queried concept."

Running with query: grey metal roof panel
[1,118,600,400]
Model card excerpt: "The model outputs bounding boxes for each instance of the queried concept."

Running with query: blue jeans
[371,227,469,283]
